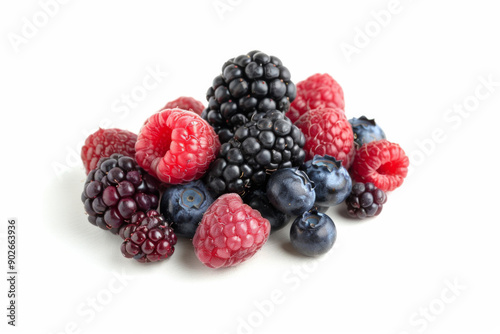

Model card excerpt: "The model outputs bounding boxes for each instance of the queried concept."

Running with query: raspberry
[193,193,271,268]
[206,110,306,196]
[294,107,355,168]
[202,50,296,143]
[81,154,160,234]
[286,73,344,124]
[119,210,177,263]
[81,128,137,174]
[135,108,220,184]
[350,140,409,192]
[163,96,205,116]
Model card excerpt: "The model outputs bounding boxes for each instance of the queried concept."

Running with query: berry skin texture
[119,210,177,262]
[244,190,291,232]
[159,180,214,239]
[302,155,352,207]
[193,193,271,268]
[295,107,356,168]
[290,210,337,257]
[345,182,386,219]
[349,116,386,148]
[135,108,220,184]
[81,154,160,234]
[203,50,296,143]
[350,140,409,192]
[206,110,306,196]
[81,128,137,174]
[286,73,344,124]
[266,168,316,216]
[163,96,205,116]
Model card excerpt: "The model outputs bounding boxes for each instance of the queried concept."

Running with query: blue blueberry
[290,210,337,256]
[159,180,214,238]
[244,190,291,232]
[266,168,315,216]
[349,116,386,148]
[303,155,352,207]
[313,204,329,213]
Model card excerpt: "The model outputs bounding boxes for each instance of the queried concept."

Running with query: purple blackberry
[81,154,160,234]
[202,50,296,143]
[206,110,306,196]
[345,182,387,219]
[119,210,177,263]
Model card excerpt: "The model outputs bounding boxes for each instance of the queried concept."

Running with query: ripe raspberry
[135,108,220,184]
[286,73,344,123]
[294,107,355,168]
[81,154,160,234]
[350,140,409,192]
[81,128,137,174]
[193,193,271,268]
[163,96,205,116]
[119,210,177,263]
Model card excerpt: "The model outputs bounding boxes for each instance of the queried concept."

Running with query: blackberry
[81,154,160,234]
[202,50,296,143]
[206,110,306,196]
[345,182,387,219]
[119,210,177,263]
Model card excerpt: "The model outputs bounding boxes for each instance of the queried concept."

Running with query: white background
[1,0,499,333]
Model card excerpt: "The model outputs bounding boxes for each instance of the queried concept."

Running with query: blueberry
[302,155,352,207]
[160,180,214,238]
[244,190,291,232]
[290,210,337,256]
[266,168,315,216]
[349,116,386,148]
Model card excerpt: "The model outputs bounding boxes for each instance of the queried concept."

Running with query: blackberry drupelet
[119,210,177,263]
[206,110,306,196]
[345,182,387,219]
[202,50,296,143]
[81,154,160,234]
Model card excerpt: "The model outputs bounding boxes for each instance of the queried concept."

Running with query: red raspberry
[294,107,355,168]
[193,193,271,268]
[286,73,345,123]
[350,140,409,192]
[135,108,220,184]
[163,96,205,116]
[81,128,137,174]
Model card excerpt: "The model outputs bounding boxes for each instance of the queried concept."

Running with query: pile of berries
[79,51,409,267]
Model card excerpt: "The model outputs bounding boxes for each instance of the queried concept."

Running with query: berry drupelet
[81,154,160,234]
[206,110,306,196]
[345,182,387,219]
[119,210,177,263]
[202,50,297,143]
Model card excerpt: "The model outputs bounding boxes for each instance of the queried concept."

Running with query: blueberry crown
[350,115,377,128]
[308,155,342,172]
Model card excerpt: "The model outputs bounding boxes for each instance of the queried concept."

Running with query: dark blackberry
[206,110,306,196]
[345,182,387,219]
[81,154,160,234]
[202,51,297,142]
[119,210,177,263]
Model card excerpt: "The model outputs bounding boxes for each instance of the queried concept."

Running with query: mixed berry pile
[80,51,409,267]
